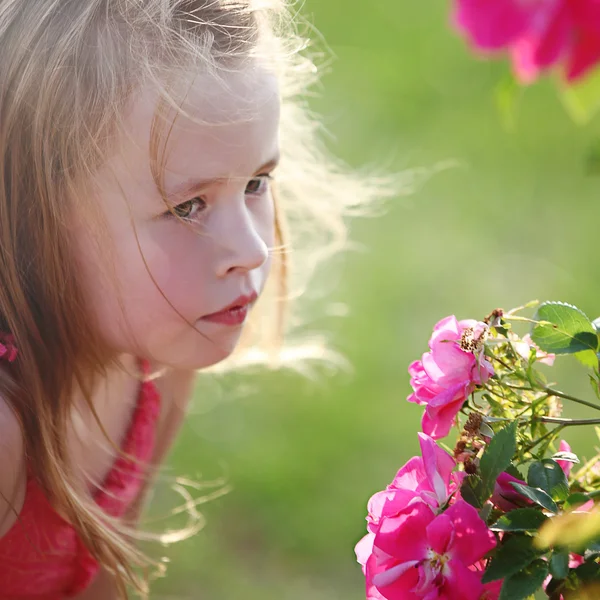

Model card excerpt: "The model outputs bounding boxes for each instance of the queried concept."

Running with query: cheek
[124,228,212,319]
[252,193,276,247]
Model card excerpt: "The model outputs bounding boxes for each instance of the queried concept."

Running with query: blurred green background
[151,0,600,597]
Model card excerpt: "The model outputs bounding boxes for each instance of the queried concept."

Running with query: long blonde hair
[0,0,381,596]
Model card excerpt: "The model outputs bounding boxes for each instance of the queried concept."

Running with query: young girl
[0,0,379,598]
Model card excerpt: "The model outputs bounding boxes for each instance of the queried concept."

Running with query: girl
[0,0,379,598]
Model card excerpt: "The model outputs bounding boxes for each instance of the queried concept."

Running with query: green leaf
[479,421,518,502]
[564,492,591,511]
[460,475,484,509]
[498,559,549,600]
[483,534,542,583]
[584,539,600,559]
[585,138,600,176]
[490,508,548,533]
[573,559,600,583]
[510,481,559,514]
[494,71,521,130]
[576,349,599,369]
[531,302,598,355]
[527,460,570,502]
[549,548,570,580]
[559,67,600,124]
[505,463,524,480]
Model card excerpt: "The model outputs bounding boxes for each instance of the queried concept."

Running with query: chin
[163,335,243,370]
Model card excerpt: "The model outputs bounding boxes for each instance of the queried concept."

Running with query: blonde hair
[0,0,382,597]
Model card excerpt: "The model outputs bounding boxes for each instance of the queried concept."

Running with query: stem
[503,315,542,325]
[490,355,513,371]
[544,386,600,412]
[505,301,540,316]
[537,416,600,426]
[501,382,600,412]
[522,425,564,454]
[513,394,550,420]
[503,382,534,392]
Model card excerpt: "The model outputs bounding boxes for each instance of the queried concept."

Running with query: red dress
[0,358,161,599]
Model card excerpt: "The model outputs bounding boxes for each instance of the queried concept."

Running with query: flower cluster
[356,301,600,600]
[355,434,497,600]
[453,0,600,83]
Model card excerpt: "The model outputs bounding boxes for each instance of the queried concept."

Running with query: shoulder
[0,396,26,538]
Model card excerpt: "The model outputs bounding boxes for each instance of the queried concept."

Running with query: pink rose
[556,440,573,477]
[357,435,465,574]
[359,500,496,600]
[453,0,600,83]
[491,471,533,512]
[408,316,494,440]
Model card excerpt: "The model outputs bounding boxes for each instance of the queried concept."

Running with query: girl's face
[74,65,281,369]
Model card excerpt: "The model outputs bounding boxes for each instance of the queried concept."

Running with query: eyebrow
[165,154,281,198]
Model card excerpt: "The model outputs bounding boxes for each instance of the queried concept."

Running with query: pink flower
[511,333,555,366]
[359,500,496,600]
[356,435,466,577]
[453,0,600,83]
[408,316,494,440]
[491,472,533,512]
[556,440,573,477]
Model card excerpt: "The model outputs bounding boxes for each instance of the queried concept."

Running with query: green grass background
[150,0,600,597]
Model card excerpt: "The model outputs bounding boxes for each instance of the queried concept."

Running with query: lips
[200,291,258,326]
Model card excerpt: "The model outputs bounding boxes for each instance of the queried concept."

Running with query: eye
[169,197,207,221]
[245,174,272,195]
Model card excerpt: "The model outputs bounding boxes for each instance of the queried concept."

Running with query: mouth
[200,291,258,326]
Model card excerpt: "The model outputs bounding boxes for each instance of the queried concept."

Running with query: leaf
[527,459,570,502]
[498,559,549,600]
[551,451,580,465]
[564,492,591,511]
[559,67,600,124]
[549,548,570,580]
[573,559,600,582]
[479,421,518,502]
[461,474,484,509]
[585,138,600,176]
[577,349,599,369]
[479,420,495,439]
[505,463,524,480]
[490,508,548,533]
[483,534,543,583]
[510,481,559,514]
[494,71,521,130]
[537,508,600,551]
[531,302,598,355]
[584,539,600,559]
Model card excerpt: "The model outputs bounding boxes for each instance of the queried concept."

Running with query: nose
[214,207,270,278]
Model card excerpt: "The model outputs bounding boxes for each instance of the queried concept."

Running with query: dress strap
[0,332,17,362]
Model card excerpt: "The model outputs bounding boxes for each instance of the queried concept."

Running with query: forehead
[101,64,281,198]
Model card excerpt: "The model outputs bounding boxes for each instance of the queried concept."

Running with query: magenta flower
[357,435,462,572]
[359,500,496,600]
[453,0,600,83]
[556,440,573,477]
[356,435,466,582]
[490,471,533,512]
[408,316,494,440]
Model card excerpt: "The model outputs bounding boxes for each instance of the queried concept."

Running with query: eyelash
[168,174,273,221]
